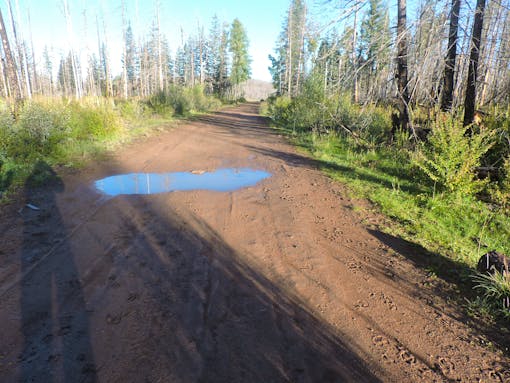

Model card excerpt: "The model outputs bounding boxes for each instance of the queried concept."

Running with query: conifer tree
[228,18,251,85]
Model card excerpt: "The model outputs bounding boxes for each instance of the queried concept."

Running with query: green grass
[289,131,510,268]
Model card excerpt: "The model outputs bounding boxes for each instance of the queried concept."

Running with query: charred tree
[440,0,461,111]
[463,0,486,127]
[396,0,410,132]
[0,8,20,101]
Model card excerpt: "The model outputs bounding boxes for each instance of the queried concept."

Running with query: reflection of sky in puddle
[94,168,271,196]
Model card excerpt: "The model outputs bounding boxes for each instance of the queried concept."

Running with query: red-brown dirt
[0,103,509,382]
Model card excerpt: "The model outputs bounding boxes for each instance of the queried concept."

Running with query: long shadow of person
[20,161,97,382]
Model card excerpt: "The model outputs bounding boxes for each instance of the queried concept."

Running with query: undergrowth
[0,85,221,197]
[265,91,510,320]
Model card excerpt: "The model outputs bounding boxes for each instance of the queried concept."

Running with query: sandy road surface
[0,103,509,382]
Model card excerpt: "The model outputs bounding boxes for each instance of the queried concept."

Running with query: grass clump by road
[264,93,510,319]
[0,85,221,197]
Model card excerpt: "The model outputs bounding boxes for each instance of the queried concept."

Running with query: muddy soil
[0,103,509,382]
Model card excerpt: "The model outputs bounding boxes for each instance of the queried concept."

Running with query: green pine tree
[228,18,251,85]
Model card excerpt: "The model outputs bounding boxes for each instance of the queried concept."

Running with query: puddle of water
[94,168,271,196]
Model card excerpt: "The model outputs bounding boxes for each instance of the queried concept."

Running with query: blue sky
[0,0,428,82]
[0,0,290,82]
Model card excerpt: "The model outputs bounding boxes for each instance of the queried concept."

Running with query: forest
[265,0,510,318]
[0,0,509,319]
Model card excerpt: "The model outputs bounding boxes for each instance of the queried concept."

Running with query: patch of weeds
[473,272,510,319]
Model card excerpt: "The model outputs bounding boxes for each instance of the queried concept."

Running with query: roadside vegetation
[265,0,510,320]
[264,87,510,320]
[0,86,222,196]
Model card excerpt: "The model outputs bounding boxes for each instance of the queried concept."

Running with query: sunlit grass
[287,131,510,270]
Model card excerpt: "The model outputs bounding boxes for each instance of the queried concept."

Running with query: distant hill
[238,79,276,101]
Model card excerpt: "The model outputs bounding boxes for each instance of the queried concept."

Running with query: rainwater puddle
[94,168,271,196]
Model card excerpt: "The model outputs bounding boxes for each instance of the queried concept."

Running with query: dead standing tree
[441,0,461,111]
[463,0,486,127]
[0,8,21,103]
[395,0,410,134]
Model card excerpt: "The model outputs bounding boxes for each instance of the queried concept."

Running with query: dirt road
[0,103,508,382]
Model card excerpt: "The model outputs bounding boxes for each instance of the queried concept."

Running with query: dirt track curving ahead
[0,103,509,382]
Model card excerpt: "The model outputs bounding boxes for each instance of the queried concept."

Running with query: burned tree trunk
[0,8,20,101]
[396,0,410,132]
[441,0,461,111]
[463,0,486,127]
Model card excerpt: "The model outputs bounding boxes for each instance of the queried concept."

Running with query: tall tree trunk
[121,0,128,99]
[63,0,82,98]
[102,19,112,97]
[463,0,486,126]
[287,6,292,96]
[7,0,29,98]
[198,22,204,85]
[396,0,410,132]
[14,0,33,98]
[295,3,306,94]
[27,7,38,95]
[492,9,509,104]
[440,0,461,111]
[190,42,195,86]
[479,2,502,106]
[0,53,8,97]
[0,8,20,101]
[352,8,358,103]
[156,2,163,90]
[453,12,471,106]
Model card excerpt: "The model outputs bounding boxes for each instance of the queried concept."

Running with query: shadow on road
[19,161,97,382]
[8,159,382,382]
[368,229,510,356]
[79,192,383,382]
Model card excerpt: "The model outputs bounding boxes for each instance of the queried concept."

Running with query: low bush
[489,157,510,211]
[12,101,70,158]
[115,99,149,121]
[67,100,121,140]
[267,76,392,147]
[0,102,14,155]
[267,95,293,126]
[413,117,495,196]
[146,85,221,117]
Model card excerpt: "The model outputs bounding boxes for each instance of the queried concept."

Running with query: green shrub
[146,85,220,117]
[268,95,293,125]
[358,105,392,145]
[0,103,14,155]
[489,157,510,210]
[147,90,176,117]
[11,102,70,158]
[267,87,392,147]
[185,85,221,113]
[482,106,510,166]
[116,99,150,120]
[291,72,335,132]
[68,100,121,140]
[413,117,495,196]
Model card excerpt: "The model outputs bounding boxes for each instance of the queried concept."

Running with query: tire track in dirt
[0,103,509,382]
